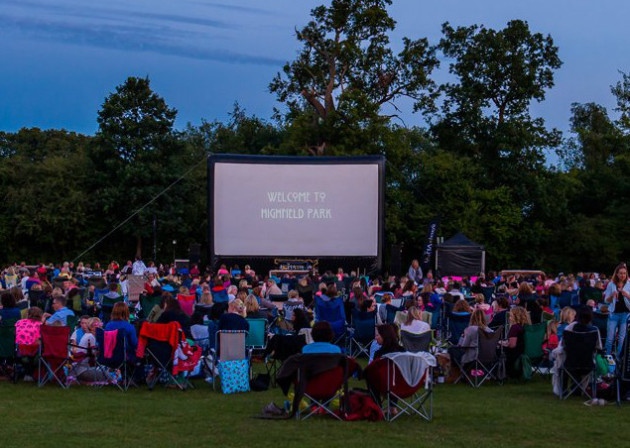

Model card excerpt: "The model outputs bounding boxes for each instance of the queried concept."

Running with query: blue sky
[1,0,628,139]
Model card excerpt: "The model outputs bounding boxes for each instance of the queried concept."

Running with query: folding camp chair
[364,352,436,421]
[0,324,17,382]
[522,322,547,377]
[348,309,376,358]
[245,318,267,356]
[454,328,505,388]
[210,330,251,393]
[95,327,136,391]
[314,296,347,346]
[140,295,163,320]
[559,330,599,400]
[38,325,72,388]
[297,355,357,420]
[448,313,470,345]
[136,321,190,390]
[264,334,306,387]
[592,311,609,348]
[177,294,195,317]
[100,296,125,324]
[400,330,433,353]
[274,353,355,420]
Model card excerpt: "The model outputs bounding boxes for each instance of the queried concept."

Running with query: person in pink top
[15,307,44,381]
[15,307,43,346]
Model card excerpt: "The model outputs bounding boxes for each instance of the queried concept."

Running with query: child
[473,293,492,318]
[542,320,559,354]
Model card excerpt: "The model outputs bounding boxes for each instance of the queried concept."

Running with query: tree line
[1,0,629,274]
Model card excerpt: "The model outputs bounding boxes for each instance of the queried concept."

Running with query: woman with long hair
[501,306,531,378]
[604,263,630,358]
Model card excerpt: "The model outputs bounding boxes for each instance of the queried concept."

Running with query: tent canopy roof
[437,232,484,250]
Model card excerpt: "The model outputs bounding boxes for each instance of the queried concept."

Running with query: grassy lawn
[0,374,626,447]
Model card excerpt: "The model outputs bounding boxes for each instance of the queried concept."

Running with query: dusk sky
[2,0,629,141]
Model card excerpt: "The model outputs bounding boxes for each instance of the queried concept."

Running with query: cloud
[0,0,284,66]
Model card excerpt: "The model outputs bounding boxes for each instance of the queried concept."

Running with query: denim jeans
[605,312,629,358]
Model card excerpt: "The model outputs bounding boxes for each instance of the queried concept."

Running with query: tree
[0,128,93,262]
[93,77,180,259]
[269,0,438,155]
[432,19,562,175]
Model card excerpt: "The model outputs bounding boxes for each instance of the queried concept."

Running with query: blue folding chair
[314,296,347,345]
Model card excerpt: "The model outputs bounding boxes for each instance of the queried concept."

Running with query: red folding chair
[364,352,435,421]
[38,325,72,388]
[177,294,195,317]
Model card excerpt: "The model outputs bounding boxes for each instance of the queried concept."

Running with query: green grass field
[0,374,627,448]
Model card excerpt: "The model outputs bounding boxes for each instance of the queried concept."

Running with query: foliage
[270,0,438,155]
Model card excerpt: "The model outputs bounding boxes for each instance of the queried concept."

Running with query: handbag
[218,359,250,394]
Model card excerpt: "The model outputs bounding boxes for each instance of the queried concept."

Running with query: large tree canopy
[270,0,438,155]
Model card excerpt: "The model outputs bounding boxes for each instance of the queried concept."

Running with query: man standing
[132,257,147,276]
[408,259,423,285]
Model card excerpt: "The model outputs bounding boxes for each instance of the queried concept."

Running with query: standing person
[603,263,630,358]
[408,259,423,285]
[132,257,147,276]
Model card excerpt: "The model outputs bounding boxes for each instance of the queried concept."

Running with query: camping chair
[136,321,189,391]
[100,296,125,324]
[95,327,136,391]
[541,311,555,324]
[522,322,547,377]
[0,324,17,382]
[364,351,436,421]
[448,313,470,346]
[140,295,163,320]
[177,294,195,317]
[384,304,401,325]
[314,296,347,346]
[264,334,306,387]
[275,353,355,420]
[245,318,267,356]
[400,330,433,353]
[348,309,377,358]
[592,311,609,348]
[210,330,251,393]
[38,325,72,388]
[559,330,599,400]
[454,328,505,388]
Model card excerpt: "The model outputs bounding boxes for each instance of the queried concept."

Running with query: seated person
[370,323,404,363]
[15,306,44,381]
[71,315,90,349]
[452,298,472,315]
[245,293,269,320]
[302,321,341,354]
[499,306,530,378]
[218,299,249,332]
[488,296,509,330]
[400,306,430,335]
[42,295,74,326]
[564,306,602,350]
[449,309,494,367]
[0,290,22,323]
[104,302,139,354]
[157,293,192,339]
[73,317,108,382]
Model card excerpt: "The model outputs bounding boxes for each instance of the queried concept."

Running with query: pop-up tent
[435,232,485,277]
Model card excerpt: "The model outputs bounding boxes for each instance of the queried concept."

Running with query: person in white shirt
[132,257,147,276]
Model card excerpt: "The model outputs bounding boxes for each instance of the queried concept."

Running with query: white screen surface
[213,162,380,256]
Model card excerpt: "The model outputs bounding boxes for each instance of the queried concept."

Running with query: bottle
[606,355,616,375]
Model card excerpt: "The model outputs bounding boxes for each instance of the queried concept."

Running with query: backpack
[343,389,384,422]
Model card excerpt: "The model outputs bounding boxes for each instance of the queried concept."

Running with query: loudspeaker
[390,244,402,276]
[189,243,201,264]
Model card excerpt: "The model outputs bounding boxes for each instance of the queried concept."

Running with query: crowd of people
[0,258,628,404]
